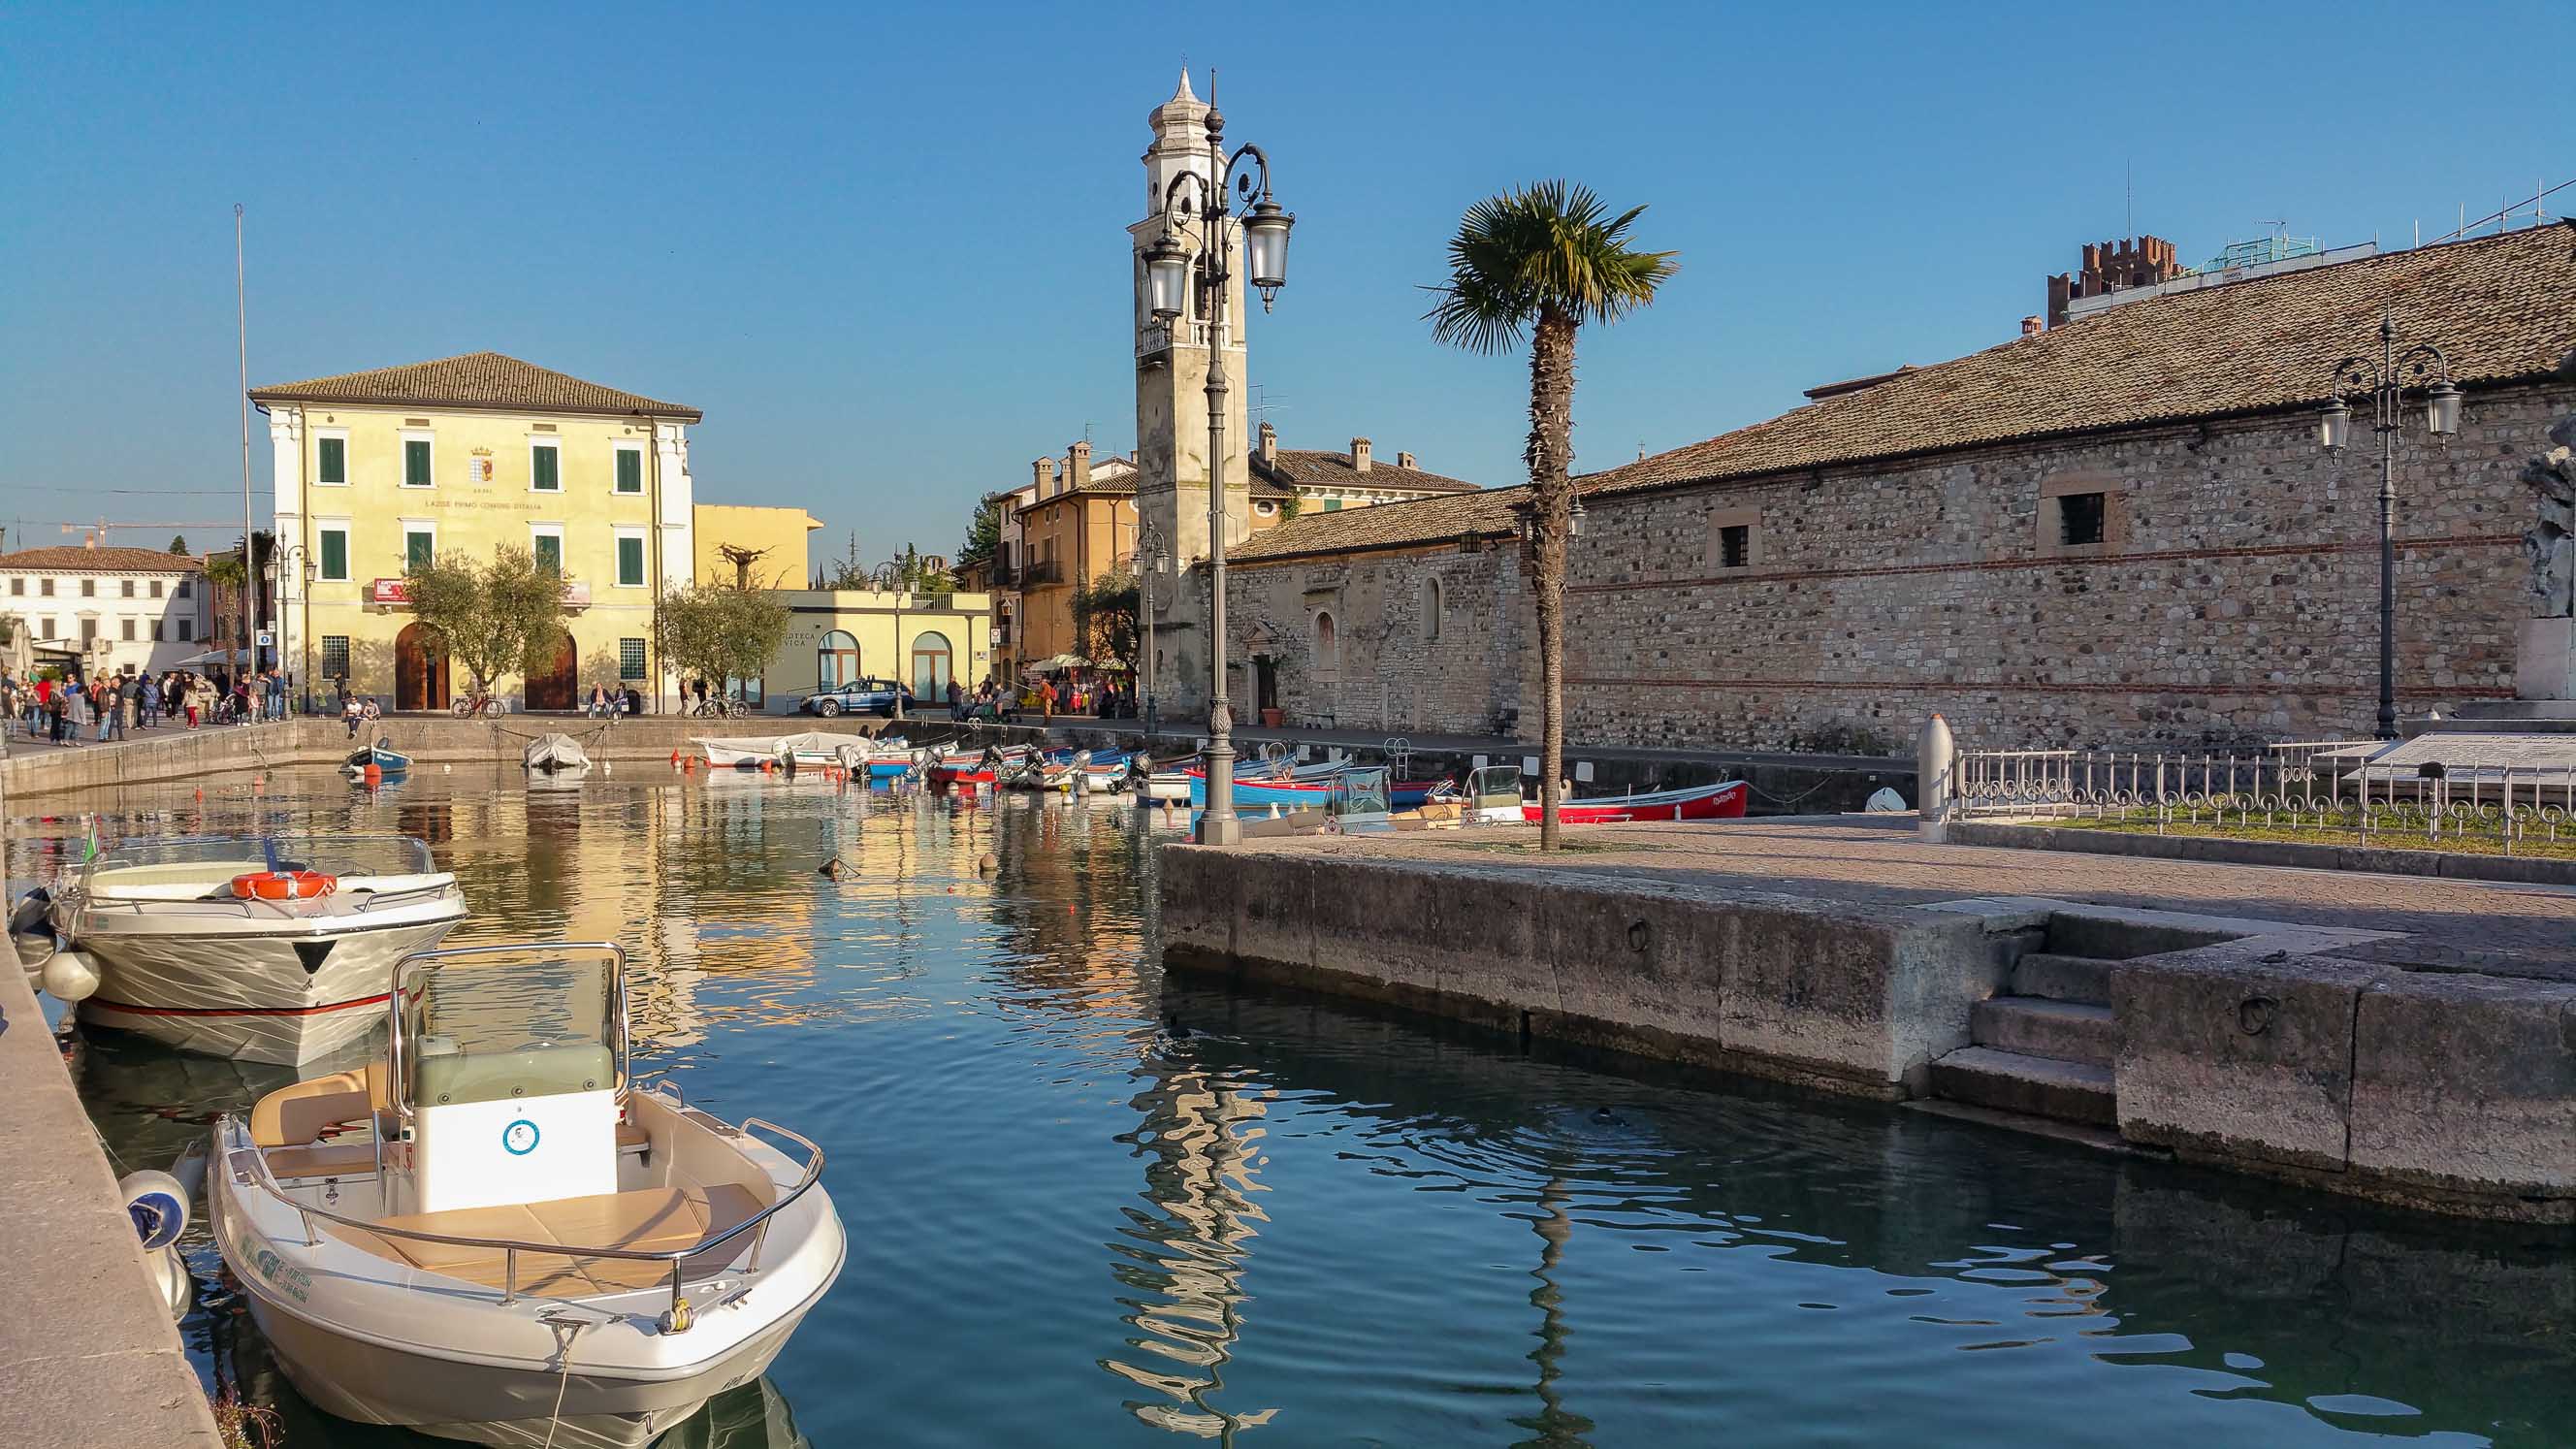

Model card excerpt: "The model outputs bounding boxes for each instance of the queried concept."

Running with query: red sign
[370,578,412,605]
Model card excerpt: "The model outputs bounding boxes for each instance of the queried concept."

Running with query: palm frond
[1425,178,1678,350]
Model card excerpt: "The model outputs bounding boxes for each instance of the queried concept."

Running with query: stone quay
[1158,818,2576,1223]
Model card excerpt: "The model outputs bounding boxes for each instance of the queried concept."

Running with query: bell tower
[1132,71,1250,715]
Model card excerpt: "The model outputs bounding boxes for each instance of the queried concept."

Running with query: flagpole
[236,204,256,684]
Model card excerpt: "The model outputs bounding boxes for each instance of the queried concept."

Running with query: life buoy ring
[232,870,338,902]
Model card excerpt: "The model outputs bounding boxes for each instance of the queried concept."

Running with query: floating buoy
[977,853,996,875]
[193,788,203,802]
[41,950,99,1003]
[251,773,265,790]
[363,762,383,787]
[602,761,613,775]
[670,750,682,767]
[117,1170,190,1251]
[442,763,451,774]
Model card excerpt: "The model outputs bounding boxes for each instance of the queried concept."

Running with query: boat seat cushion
[250,1065,392,1146]
[265,1142,379,1179]
[330,1182,766,1298]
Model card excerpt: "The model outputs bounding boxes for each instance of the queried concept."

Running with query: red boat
[926,749,996,788]
[1524,780,1749,824]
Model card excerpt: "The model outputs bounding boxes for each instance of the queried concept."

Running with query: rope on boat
[538,1312,588,1449]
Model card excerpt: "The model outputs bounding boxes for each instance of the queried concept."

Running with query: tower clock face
[501,1119,541,1156]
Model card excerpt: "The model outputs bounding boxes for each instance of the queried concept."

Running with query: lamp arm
[2395,341,2455,387]
[2326,354,2386,397]
[1223,143,1274,206]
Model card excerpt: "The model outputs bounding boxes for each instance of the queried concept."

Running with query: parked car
[801,678,914,717]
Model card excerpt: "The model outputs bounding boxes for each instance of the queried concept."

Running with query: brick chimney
[1396,450,1416,469]
[1256,421,1278,467]
[1033,458,1058,496]
[1069,439,1092,492]
[1350,437,1372,474]
[2019,315,2045,338]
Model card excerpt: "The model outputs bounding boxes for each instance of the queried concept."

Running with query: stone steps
[2009,950,2116,1006]
[1972,996,2118,1066]
[1928,1046,2116,1127]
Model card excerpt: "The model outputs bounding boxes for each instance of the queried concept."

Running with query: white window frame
[313,427,352,487]
[612,526,649,588]
[612,441,646,496]
[399,428,436,489]
[530,522,567,577]
[401,518,437,573]
[529,435,564,494]
[317,519,353,582]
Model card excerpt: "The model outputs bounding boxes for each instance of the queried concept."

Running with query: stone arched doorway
[394,622,450,712]
[525,629,577,711]
[911,630,952,698]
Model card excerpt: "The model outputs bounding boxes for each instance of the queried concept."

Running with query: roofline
[245,390,703,423]
[1583,369,2576,504]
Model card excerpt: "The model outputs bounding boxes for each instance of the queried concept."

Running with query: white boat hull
[72,894,466,1064]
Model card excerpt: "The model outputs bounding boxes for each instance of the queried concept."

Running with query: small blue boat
[344,737,410,776]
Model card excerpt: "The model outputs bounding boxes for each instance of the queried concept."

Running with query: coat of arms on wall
[467,448,496,485]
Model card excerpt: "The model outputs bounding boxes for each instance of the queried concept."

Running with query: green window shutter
[535,535,563,576]
[407,531,434,571]
[618,535,644,586]
[1322,498,1342,511]
[405,439,431,486]
[320,531,347,581]
[318,437,345,483]
[616,449,642,494]
[534,446,559,491]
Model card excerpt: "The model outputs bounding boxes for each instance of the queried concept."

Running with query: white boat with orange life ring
[36,833,467,1065]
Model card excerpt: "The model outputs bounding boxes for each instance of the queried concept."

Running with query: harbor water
[39,765,2575,1446]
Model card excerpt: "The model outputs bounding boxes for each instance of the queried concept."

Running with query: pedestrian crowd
[0,663,299,746]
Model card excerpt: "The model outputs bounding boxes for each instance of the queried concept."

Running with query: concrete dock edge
[1950,819,2576,887]
[0,964,222,1445]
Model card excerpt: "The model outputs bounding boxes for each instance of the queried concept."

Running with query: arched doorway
[525,629,577,711]
[910,629,952,698]
[394,622,450,712]
[817,630,858,690]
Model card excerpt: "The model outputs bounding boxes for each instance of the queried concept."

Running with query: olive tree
[404,545,571,701]
[654,582,792,702]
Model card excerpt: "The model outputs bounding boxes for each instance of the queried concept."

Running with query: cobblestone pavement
[1223,816,2576,981]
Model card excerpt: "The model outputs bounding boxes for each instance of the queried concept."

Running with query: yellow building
[756,588,994,713]
[694,504,821,588]
[253,352,701,710]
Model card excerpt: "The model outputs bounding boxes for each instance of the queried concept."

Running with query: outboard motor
[10,886,53,944]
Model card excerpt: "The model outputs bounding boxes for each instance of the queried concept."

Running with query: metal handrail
[224,1113,827,1322]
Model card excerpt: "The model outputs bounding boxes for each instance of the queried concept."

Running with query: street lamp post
[1143,101,1293,846]
[872,559,911,720]
[2319,312,2462,739]
[1135,518,1166,735]
[276,544,314,715]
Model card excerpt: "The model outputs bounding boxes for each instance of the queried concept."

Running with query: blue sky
[3,1,2568,567]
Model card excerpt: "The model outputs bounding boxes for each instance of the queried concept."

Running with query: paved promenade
[0,966,221,1444]
[1252,815,2576,981]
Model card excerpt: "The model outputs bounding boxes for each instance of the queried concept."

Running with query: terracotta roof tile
[248,351,701,421]
[1254,448,1482,495]
[1588,223,2576,498]
[0,546,207,574]
[1230,485,1527,564]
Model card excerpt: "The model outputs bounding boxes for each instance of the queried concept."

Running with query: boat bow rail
[224,1081,828,1330]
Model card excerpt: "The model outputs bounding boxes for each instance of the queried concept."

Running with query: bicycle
[688,694,750,720]
[453,691,499,718]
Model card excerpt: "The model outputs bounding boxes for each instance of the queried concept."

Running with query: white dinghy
[37,833,467,1064]
[524,733,593,773]
[209,941,843,1447]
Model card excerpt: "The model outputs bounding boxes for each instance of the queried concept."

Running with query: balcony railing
[1023,560,1065,586]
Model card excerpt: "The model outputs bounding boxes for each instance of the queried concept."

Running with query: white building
[0,544,213,680]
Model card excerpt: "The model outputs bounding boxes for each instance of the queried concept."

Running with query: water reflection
[28,765,2576,1447]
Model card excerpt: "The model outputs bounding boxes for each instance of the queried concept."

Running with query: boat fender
[168,1140,209,1206]
[146,1244,192,1323]
[119,1169,190,1251]
[40,950,99,1003]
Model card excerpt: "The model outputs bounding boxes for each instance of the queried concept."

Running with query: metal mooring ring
[2238,996,2278,1036]
[1627,919,1652,953]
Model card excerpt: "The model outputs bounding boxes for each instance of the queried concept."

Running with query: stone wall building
[1217,222,2576,753]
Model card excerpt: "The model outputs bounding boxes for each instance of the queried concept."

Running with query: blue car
[800,678,915,718]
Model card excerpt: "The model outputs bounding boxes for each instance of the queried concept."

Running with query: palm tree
[1427,181,1676,849]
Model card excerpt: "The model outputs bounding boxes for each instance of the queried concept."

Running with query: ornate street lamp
[2319,311,2460,739]
[1135,517,1166,735]
[1148,101,1293,845]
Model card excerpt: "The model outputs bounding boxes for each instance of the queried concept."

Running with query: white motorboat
[209,941,844,1447]
[695,735,783,769]
[698,731,874,769]
[524,733,593,773]
[39,834,467,1065]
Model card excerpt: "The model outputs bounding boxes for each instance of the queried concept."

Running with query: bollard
[1916,713,1954,844]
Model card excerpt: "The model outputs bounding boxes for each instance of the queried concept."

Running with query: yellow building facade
[254,352,702,710]
[756,589,994,713]
[694,504,821,589]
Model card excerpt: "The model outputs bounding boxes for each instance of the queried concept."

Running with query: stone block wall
[1223,540,1528,734]
[1218,385,2568,753]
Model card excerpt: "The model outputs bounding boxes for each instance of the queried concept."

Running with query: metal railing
[225,1093,827,1329]
[1955,742,2576,853]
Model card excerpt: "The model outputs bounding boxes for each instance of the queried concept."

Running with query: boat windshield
[1332,766,1391,818]
[81,832,435,886]
[1468,764,1524,807]
[394,944,628,1111]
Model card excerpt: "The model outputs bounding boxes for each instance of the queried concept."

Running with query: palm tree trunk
[1525,306,1579,851]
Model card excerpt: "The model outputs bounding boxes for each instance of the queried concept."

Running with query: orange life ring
[232,870,338,902]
